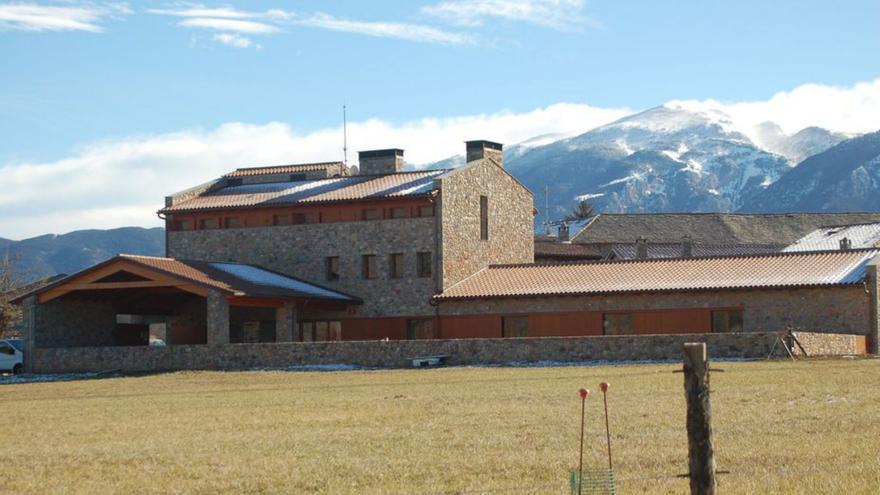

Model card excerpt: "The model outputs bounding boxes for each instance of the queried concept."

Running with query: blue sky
[1,0,880,239]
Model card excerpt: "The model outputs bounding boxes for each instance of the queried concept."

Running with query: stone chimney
[466,140,503,167]
[839,237,852,250]
[557,223,570,242]
[636,236,648,259]
[681,235,694,257]
[358,149,404,175]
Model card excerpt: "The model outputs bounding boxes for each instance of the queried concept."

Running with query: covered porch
[15,255,362,367]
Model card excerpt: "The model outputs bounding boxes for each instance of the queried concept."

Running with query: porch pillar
[206,290,230,345]
[275,302,297,342]
[867,258,879,354]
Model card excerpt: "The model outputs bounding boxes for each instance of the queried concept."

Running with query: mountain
[2,227,165,284]
[745,131,880,212]
[753,123,850,163]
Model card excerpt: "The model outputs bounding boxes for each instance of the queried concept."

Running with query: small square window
[407,319,435,340]
[712,309,743,333]
[362,209,380,221]
[199,218,219,230]
[603,313,633,335]
[173,220,193,231]
[362,255,377,279]
[224,217,240,228]
[293,212,317,224]
[390,253,404,278]
[273,214,291,226]
[502,316,529,338]
[418,205,435,217]
[390,207,407,219]
[326,256,340,281]
[416,252,432,278]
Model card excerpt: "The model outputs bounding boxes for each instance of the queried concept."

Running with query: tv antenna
[543,186,551,235]
[343,104,348,166]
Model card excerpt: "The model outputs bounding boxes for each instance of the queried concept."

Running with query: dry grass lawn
[1,358,878,494]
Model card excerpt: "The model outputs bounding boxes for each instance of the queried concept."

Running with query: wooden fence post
[683,342,716,495]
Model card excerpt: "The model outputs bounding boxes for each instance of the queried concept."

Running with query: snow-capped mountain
[745,131,880,212]
[752,122,851,163]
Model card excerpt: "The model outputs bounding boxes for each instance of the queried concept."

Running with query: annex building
[15,141,880,372]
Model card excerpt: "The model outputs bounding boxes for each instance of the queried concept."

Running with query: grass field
[1,358,878,494]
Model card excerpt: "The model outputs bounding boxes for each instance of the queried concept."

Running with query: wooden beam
[683,343,716,495]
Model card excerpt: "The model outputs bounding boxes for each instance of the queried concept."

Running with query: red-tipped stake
[600,382,613,472]
[578,388,590,495]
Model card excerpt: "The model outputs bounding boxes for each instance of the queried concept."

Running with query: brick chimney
[358,149,404,175]
[557,223,570,242]
[636,236,648,259]
[466,140,503,167]
[681,235,694,257]
[839,237,852,250]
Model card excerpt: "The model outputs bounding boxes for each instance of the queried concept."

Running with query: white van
[0,339,24,375]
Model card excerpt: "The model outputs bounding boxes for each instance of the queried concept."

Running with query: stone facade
[437,286,870,336]
[28,297,117,348]
[31,332,783,374]
[168,218,437,318]
[791,331,867,356]
[436,158,534,289]
[207,289,230,345]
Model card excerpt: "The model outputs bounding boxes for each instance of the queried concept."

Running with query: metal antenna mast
[544,186,551,235]
[343,104,348,166]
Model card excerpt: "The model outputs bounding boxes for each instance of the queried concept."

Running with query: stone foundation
[29,332,798,374]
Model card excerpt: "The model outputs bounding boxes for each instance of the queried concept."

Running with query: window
[362,208,380,221]
[389,207,407,219]
[300,321,342,341]
[480,195,489,240]
[199,218,219,230]
[407,319,436,340]
[326,256,340,281]
[272,214,291,226]
[0,342,14,355]
[242,322,261,343]
[603,313,634,335]
[289,173,307,181]
[418,205,435,217]
[224,217,241,228]
[172,220,193,231]
[293,212,317,224]
[712,309,743,333]
[502,316,529,338]
[390,253,404,278]
[362,254,377,279]
[417,252,432,278]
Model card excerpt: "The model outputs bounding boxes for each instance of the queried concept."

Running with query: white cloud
[212,32,256,48]
[0,2,129,32]
[294,13,473,45]
[179,17,278,34]
[423,0,598,31]
[0,103,629,238]
[669,78,880,140]
[146,6,261,19]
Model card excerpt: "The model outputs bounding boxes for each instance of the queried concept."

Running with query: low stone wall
[33,332,782,374]
[792,331,867,356]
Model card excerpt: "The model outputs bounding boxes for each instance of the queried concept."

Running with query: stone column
[206,290,230,345]
[21,295,36,373]
[867,259,880,354]
[275,302,297,342]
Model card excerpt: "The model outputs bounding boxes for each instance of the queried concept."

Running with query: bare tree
[563,200,596,223]
[0,253,21,338]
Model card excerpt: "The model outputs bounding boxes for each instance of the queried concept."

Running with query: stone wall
[436,158,534,289]
[31,298,117,348]
[438,286,869,336]
[168,218,437,318]
[32,332,781,374]
[792,332,868,356]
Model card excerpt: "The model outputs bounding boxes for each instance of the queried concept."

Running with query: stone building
[13,141,880,372]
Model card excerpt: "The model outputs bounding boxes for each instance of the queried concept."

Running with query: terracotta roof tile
[160,170,444,213]
[224,162,344,177]
[436,249,879,301]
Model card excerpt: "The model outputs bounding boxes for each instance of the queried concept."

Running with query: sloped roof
[160,170,445,213]
[607,243,784,260]
[572,213,880,245]
[224,162,344,178]
[534,241,603,261]
[783,223,880,252]
[14,255,361,304]
[435,249,878,301]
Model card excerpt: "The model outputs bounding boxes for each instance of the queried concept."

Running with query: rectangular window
[301,322,314,342]
[329,321,342,341]
[711,309,743,333]
[242,322,261,343]
[389,207,407,219]
[272,214,291,226]
[502,316,529,338]
[300,321,342,341]
[292,212,317,224]
[289,173,307,181]
[407,319,436,340]
[362,208,380,221]
[416,252,432,278]
[224,217,241,229]
[326,256,340,281]
[315,321,329,341]
[390,253,404,278]
[418,205,435,217]
[199,218,219,230]
[603,313,634,335]
[172,220,193,231]
[362,254,377,279]
[480,195,489,240]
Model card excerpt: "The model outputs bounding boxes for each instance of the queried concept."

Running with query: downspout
[157,212,168,257]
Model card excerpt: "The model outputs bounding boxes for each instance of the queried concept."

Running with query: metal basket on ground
[569,468,616,495]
